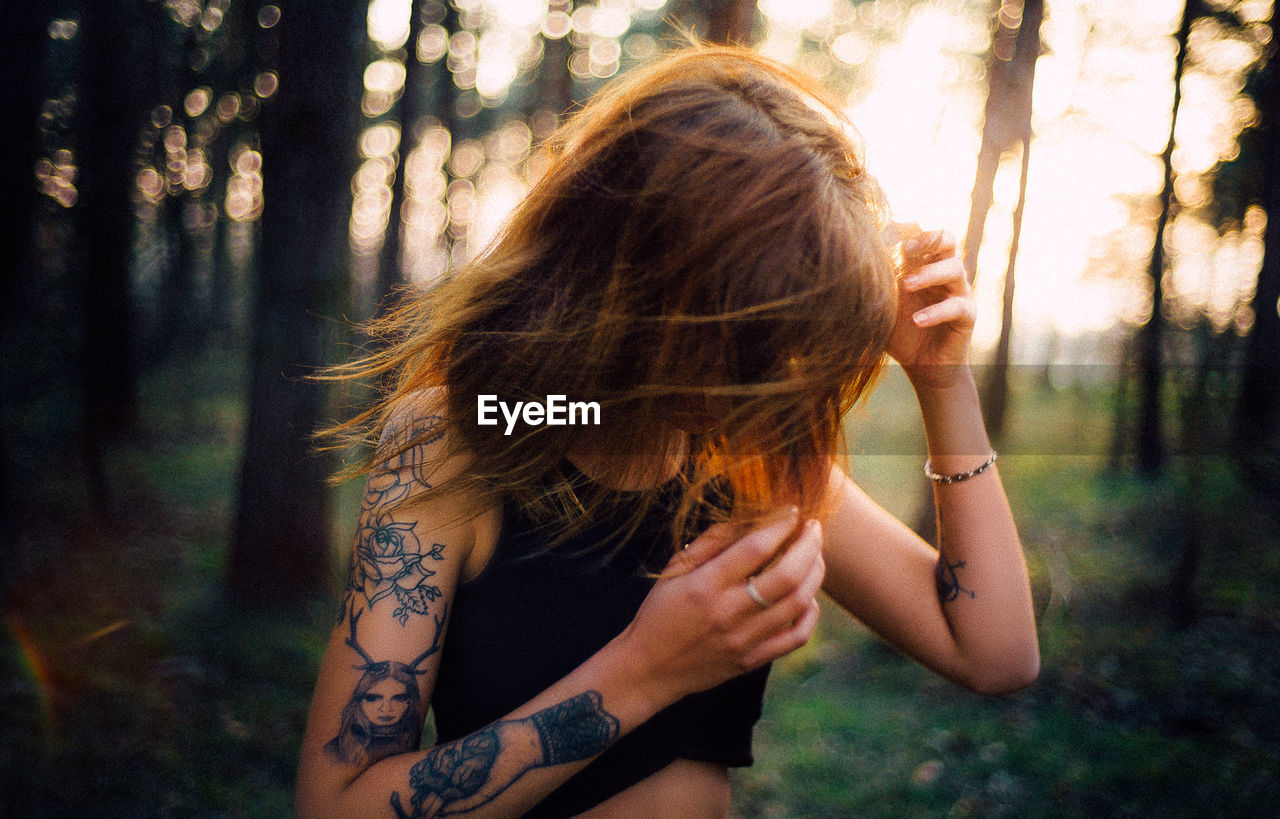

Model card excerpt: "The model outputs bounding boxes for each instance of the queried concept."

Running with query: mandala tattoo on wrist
[531,690,620,766]
[390,691,620,818]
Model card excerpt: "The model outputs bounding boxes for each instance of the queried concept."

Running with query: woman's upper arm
[819,463,966,681]
[297,398,478,811]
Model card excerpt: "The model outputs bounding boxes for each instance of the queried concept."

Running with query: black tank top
[430,463,771,817]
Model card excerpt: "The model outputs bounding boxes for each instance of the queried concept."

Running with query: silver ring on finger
[745,577,770,609]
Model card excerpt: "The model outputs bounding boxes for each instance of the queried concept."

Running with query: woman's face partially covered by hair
[402,45,902,535]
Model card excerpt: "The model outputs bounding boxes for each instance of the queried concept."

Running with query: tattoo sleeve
[390,691,620,817]
[339,413,448,626]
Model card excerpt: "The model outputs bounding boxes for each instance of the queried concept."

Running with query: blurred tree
[706,0,757,44]
[228,0,367,605]
[154,16,207,360]
[962,0,1040,287]
[538,3,574,123]
[206,0,267,339]
[0,0,53,541]
[75,0,156,510]
[375,0,429,305]
[1229,12,1280,490]
[0,3,50,313]
[979,0,1043,439]
[667,0,757,45]
[1133,0,1196,480]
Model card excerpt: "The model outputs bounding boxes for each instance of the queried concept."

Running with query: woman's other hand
[885,226,976,389]
[614,509,825,705]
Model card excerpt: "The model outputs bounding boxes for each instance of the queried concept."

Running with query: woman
[297,44,1038,818]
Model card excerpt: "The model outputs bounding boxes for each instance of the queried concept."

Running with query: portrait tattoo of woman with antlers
[325,607,447,767]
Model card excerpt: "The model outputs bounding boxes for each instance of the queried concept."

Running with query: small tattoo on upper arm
[934,510,975,603]
[325,607,447,766]
[935,556,976,603]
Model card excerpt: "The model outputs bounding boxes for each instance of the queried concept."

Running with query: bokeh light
[342,0,1274,360]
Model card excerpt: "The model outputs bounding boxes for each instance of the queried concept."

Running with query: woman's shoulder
[377,388,503,581]
[376,388,467,484]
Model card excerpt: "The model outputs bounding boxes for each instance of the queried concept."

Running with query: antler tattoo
[345,605,449,674]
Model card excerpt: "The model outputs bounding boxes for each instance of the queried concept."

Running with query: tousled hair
[323,44,898,555]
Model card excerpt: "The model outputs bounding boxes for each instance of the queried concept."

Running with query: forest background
[2,0,1278,815]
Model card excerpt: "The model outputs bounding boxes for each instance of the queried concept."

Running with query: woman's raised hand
[615,509,825,705]
[885,226,976,388]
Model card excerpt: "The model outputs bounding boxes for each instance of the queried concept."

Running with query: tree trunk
[980,130,1032,437]
[961,0,1042,286]
[375,0,428,307]
[538,26,574,123]
[159,192,206,357]
[1233,9,1280,488]
[0,3,49,310]
[1135,0,1194,479]
[208,0,264,340]
[76,0,154,513]
[1169,322,1227,627]
[1108,336,1133,473]
[439,1,466,267]
[227,0,366,605]
[0,0,52,537]
[979,0,1043,437]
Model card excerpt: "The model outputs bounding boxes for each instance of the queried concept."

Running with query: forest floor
[2,347,1278,817]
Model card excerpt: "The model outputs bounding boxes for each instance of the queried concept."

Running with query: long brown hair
[324,44,898,554]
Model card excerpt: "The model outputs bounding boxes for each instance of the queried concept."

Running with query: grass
[2,352,1278,816]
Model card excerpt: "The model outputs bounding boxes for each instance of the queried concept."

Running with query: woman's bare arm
[820,228,1038,695]
[821,391,1038,695]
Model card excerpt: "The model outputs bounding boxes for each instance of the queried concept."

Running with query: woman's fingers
[662,522,744,578]
[900,256,967,294]
[737,521,825,634]
[742,519,822,609]
[739,599,821,670]
[704,507,800,586]
[902,229,956,263]
[912,294,977,329]
[630,511,825,692]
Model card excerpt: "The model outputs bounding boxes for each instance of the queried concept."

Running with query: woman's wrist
[597,630,687,722]
[909,366,994,467]
[903,362,976,396]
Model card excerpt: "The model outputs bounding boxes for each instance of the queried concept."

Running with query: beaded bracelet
[924,450,997,484]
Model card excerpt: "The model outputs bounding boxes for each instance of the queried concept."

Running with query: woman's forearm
[300,638,672,819]
[910,366,1039,694]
